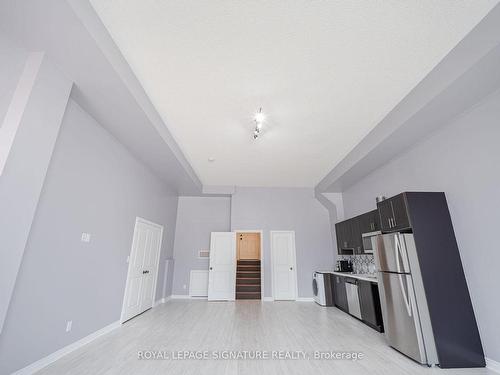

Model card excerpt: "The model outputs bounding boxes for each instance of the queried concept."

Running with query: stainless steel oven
[361,231,381,254]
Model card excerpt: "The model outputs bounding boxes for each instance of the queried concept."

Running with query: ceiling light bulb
[254,109,265,123]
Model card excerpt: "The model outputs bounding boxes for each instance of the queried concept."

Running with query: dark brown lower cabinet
[358,280,384,332]
[332,275,348,312]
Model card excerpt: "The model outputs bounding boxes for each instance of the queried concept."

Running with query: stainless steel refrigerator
[373,232,438,366]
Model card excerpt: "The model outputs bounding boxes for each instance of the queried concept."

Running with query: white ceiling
[90,0,497,187]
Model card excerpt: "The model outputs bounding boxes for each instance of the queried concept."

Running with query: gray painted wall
[0,36,73,334]
[341,89,500,362]
[171,197,231,295]
[0,33,28,122]
[0,99,178,374]
[231,187,334,298]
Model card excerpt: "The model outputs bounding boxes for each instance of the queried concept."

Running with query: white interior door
[121,218,163,322]
[271,231,298,300]
[208,232,236,301]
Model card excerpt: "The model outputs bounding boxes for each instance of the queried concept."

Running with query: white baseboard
[13,320,121,375]
[296,297,314,302]
[169,295,312,302]
[170,294,190,299]
[153,296,171,307]
[487,358,500,373]
[170,294,207,299]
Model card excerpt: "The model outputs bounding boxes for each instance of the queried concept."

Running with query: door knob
[290,267,293,270]
[209,267,213,270]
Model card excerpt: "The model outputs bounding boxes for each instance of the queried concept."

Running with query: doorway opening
[236,231,262,300]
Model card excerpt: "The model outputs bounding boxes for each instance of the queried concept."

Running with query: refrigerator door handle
[395,235,412,316]
[394,234,401,273]
[398,273,412,317]
[399,234,411,273]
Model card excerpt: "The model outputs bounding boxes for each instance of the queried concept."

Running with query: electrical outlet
[66,320,72,332]
[81,233,91,243]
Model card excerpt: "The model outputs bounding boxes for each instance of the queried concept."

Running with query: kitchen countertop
[328,271,378,283]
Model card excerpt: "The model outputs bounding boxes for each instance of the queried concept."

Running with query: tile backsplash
[339,254,377,274]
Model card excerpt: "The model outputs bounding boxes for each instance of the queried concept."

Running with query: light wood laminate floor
[37,300,494,375]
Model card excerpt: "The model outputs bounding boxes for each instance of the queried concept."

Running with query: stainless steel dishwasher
[345,278,362,319]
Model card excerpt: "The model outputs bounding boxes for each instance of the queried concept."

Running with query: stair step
[237,267,260,272]
[237,260,260,266]
[236,278,260,285]
[237,272,260,278]
[236,292,261,300]
[236,285,261,292]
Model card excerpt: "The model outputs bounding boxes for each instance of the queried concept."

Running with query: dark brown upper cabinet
[377,193,411,232]
[360,209,380,233]
[335,210,380,255]
[335,219,360,254]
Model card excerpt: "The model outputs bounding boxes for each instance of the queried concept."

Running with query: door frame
[270,230,298,301]
[120,216,164,323]
[234,230,264,300]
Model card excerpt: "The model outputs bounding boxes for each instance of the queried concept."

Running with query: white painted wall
[0,33,73,335]
[341,89,500,363]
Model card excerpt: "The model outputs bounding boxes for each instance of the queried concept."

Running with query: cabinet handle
[388,218,391,228]
[393,217,397,226]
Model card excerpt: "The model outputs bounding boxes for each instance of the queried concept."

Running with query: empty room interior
[2,1,500,374]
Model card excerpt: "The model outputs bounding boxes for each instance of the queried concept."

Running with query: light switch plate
[81,232,91,243]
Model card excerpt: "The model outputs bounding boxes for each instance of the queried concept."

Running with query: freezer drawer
[379,272,426,364]
[375,233,411,274]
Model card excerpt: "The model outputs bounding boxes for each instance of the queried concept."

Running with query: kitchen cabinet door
[335,222,347,254]
[349,218,363,254]
[373,210,381,231]
[368,209,380,231]
[336,221,356,255]
[358,212,371,234]
[360,210,379,233]
[378,199,394,232]
[333,275,348,312]
[390,194,411,231]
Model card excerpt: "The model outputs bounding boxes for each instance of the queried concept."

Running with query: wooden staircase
[236,259,261,300]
